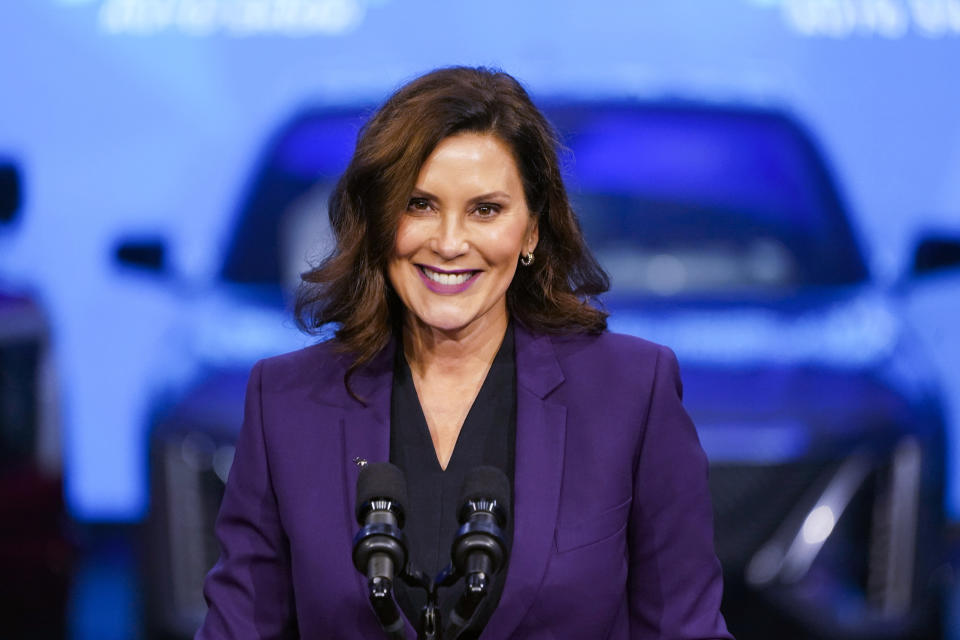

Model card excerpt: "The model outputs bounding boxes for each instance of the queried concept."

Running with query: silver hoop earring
[520,252,535,267]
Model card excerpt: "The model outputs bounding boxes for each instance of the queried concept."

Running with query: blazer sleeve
[627,346,733,639]
[196,360,298,639]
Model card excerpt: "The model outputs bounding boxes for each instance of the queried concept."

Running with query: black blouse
[389,324,517,639]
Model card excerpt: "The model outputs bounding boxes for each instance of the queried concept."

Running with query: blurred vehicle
[0,161,71,638]
[548,104,957,640]
[117,103,960,640]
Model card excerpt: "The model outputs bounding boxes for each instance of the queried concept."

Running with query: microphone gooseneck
[445,466,511,638]
[352,462,409,639]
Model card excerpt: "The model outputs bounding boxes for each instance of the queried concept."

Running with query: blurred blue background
[2,0,960,637]
[2,0,960,523]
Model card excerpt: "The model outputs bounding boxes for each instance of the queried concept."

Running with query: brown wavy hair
[295,66,609,380]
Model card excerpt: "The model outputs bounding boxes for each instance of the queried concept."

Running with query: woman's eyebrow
[409,188,435,199]
[467,191,511,204]
[409,189,512,204]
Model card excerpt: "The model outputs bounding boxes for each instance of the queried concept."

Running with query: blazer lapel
[339,341,396,525]
[335,340,420,638]
[483,324,566,639]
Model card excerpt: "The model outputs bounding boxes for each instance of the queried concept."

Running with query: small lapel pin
[353,456,368,469]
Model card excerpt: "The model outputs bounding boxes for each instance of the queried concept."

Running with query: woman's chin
[407,306,505,338]
[412,315,475,335]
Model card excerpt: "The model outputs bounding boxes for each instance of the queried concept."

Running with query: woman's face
[387,132,538,338]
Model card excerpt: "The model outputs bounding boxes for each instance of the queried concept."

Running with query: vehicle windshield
[555,105,869,296]
[221,103,870,297]
[575,192,862,296]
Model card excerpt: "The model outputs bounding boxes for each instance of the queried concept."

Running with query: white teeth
[422,267,473,285]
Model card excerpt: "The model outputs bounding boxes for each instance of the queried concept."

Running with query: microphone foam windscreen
[355,462,408,522]
[459,466,511,514]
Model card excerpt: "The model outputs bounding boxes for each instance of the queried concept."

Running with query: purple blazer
[197,324,733,639]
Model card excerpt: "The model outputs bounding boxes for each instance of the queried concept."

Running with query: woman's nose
[431,213,469,259]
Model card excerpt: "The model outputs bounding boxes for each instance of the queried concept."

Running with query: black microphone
[446,466,510,637]
[352,462,409,639]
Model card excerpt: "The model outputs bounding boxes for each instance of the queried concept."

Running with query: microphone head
[355,462,407,524]
[458,466,511,523]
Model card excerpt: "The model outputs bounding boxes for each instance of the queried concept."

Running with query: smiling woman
[293,67,609,384]
[196,67,733,640]
[389,133,538,340]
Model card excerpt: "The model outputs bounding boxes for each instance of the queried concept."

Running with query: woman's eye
[474,204,500,217]
[407,198,431,212]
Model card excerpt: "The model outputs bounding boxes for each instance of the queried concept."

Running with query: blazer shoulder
[256,338,348,397]
[543,330,683,410]
[548,329,673,370]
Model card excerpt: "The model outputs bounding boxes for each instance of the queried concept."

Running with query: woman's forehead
[414,133,522,193]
